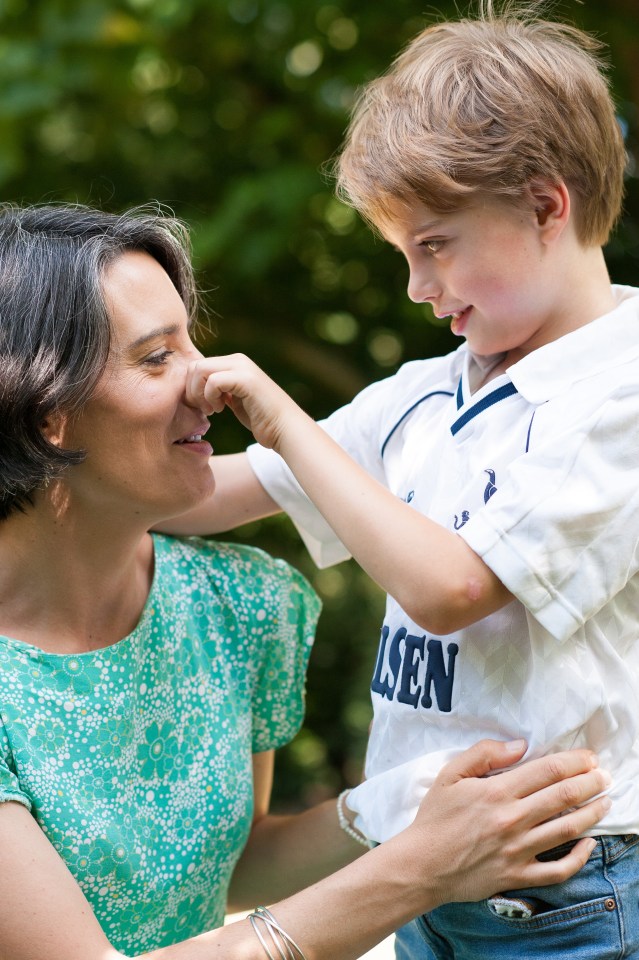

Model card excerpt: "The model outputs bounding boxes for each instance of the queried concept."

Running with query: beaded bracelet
[337,789,372,848]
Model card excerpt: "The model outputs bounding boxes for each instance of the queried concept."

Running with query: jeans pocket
[486,892,617,928]
[487,838,619,928]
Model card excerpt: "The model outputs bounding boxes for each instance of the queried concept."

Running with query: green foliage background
[1,0,637,807]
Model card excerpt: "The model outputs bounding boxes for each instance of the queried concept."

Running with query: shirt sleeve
[247,443,351,569]
[0,719,32,810]
[241,550,322,752]
[459,384,639,642]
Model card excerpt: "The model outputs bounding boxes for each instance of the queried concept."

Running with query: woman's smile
[61,251,217,521]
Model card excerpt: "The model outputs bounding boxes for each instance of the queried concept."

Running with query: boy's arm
[186,355,511,634]
[155,452,281,535]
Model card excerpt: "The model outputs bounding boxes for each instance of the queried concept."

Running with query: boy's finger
[186,364,220,415]
[185,363,207,406]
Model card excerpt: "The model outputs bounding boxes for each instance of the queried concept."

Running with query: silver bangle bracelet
[337,789,372,848]
[248,906,308,960]
[249,914,278,960]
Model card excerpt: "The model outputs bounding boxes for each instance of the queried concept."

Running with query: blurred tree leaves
[0,0,636,805]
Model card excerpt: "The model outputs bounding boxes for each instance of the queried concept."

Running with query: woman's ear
[527,179,571,242]
[41,411,68,447]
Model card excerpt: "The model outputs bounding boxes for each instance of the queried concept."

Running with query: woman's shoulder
[153,532,303,577]
[151,533,320,613]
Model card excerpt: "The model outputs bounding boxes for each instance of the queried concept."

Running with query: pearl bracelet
[337,789,372,848]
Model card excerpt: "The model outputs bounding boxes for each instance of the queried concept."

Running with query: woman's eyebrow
[126,324,180,352]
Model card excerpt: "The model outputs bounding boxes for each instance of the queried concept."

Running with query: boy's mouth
[449,307,471,336]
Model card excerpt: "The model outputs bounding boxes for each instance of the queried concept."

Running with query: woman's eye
[144,350,174,367]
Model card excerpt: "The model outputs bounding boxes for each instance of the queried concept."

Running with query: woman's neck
[0,491,155,653]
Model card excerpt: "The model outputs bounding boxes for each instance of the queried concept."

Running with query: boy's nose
[407,264,441,304]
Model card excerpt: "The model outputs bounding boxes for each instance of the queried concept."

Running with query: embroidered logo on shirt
[454,512,470,530]
[483,468,497,503]
[453,470,498,530]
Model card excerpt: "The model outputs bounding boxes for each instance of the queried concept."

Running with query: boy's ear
[527,179,571,242]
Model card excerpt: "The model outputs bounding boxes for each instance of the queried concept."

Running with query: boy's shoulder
[357,344,467,414]
[340,345,467,451]
[510,284,639,409]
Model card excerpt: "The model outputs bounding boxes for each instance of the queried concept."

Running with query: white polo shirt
[247,284,639,842]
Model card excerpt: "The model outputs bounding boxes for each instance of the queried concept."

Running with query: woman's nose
[187,340,205,363]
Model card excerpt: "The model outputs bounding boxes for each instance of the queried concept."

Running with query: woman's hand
[186,354,307,452]
[408,738,610,909]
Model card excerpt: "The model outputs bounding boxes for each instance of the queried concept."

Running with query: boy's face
[380,195,568,361]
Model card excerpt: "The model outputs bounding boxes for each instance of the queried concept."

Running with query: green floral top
[0,534,320,955]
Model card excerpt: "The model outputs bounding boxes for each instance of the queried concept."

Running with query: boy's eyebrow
[125,324,180,352]
[414,219,444,235]
[381,218,445,246]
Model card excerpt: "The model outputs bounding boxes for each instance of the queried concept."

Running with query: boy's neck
[477,246,615,390]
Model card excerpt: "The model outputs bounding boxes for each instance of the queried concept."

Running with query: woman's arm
[222,741,610,960]
[185,356,509,634]
[0,741,610,960]
[153,453,280,537]
[228,752,366,912]
[0,800,125,960]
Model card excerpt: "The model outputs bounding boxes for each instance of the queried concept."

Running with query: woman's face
[60,250,215,523]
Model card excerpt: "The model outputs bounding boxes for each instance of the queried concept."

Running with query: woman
[0,203,609,960]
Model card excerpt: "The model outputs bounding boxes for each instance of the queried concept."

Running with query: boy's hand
[186,354,305,451]
[411,739,610,907]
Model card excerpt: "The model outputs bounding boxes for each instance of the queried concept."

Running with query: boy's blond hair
[336,1,626,245]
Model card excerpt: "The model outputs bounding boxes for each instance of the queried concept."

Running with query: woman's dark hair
[0,203,198,520]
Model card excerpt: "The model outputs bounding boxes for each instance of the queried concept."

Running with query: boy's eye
[421,239,445,254]
[143,349,174,367]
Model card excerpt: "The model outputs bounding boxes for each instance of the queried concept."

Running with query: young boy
[173,3,639,955]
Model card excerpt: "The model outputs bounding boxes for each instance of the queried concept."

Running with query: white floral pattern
[0,534,319,954]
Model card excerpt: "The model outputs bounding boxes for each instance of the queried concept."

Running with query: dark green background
[2,0,637,806]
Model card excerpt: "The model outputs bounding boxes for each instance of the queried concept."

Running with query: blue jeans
[395,835,639,959]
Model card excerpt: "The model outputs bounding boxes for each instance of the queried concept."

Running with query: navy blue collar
[451,377,518,436]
